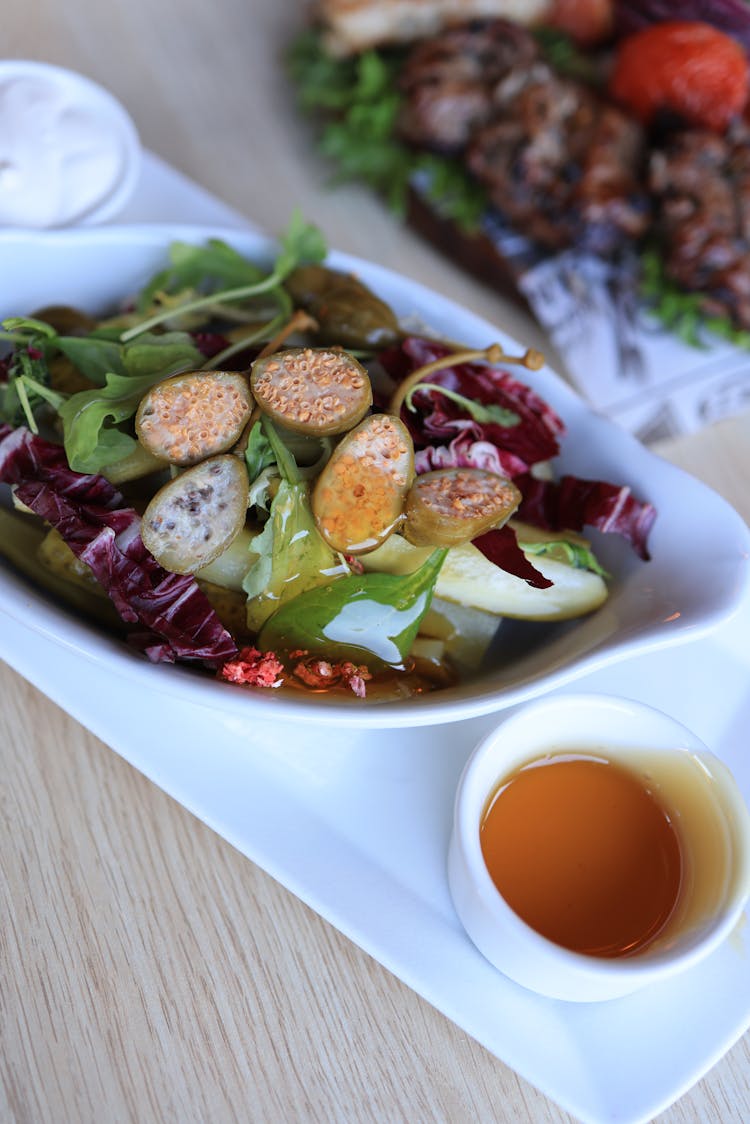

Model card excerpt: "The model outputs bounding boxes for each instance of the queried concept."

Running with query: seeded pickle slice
[312,413,414,554]
[250,347,372,436]
[403,468,521,547]
[141,455,249,574]
[136,371,253,466]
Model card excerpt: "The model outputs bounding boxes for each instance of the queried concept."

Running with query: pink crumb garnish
[219,647,285,688]
[293,657,372,697]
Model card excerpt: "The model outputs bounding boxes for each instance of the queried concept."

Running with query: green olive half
[286,264,400,349]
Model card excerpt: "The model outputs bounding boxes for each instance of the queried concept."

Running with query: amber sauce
[480,754,683,958]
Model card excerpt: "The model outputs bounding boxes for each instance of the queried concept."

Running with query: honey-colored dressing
[480,754,683,957]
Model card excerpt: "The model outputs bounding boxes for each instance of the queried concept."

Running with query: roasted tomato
[609,20,749,132]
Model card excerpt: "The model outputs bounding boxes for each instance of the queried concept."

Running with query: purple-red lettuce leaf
[517,473,657,560]
[414,432,530,478]
[0,423,237,665]
[472,525,553,589]
[378,336,564,470]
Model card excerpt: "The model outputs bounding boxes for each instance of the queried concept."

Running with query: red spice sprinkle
[292,657,372,697]
[219,647,285,688]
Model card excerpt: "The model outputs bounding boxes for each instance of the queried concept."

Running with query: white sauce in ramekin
[0,61,141,227]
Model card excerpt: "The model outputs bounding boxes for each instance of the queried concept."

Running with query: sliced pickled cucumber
[403,468,521,547]
[141,455,249,574]
[136,370,253,466]
[312,413,414,554]
[251,347,372,436]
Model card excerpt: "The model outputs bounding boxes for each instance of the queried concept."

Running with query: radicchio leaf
[473,525,553,589]
[378,336,564,469]
[517,473,657,560]
[414,433,528,478]
[0,423,237,665]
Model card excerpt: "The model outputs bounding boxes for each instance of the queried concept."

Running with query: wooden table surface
[3,4,750,1121]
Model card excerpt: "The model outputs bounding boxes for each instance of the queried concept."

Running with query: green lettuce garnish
[258,548,448,668]
[58,332,203,473]
[519,538,609,577]
[405,381,521,427]
[287,30,487,230]
[121,212,326,342]
[242,417,346,631]
[640,248,750,350]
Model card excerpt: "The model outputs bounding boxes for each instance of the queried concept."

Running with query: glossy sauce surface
[480,753,683,957]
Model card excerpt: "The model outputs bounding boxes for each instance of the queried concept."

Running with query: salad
[0,217,655,701]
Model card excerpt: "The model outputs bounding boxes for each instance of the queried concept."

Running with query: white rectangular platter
[1,572,749,1124]
[1,153,749,1123]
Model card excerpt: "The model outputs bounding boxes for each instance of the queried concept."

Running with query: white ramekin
[448,693,750,1002]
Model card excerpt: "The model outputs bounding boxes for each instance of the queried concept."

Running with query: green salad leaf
[242,417,346,630]
[121,216,326,343]
[244,418,277,484]
[519,538,609,577]
[0,346,54,430]
[287,30,488,230]
[640,248,750,350]
[59,331,202,473]
[406,382,521,427]
[258,548,448,668]
[136,238,267,311]
[56,334,131,385]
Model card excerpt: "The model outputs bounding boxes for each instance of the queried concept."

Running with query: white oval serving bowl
[0,224,749,728]
[447,693,750,1002]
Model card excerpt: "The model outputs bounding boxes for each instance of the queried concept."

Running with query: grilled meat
[398,20,649,254]
[649,124,750,328]
[397,20,541,151]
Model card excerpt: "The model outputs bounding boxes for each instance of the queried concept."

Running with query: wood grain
[2,3,750,1121]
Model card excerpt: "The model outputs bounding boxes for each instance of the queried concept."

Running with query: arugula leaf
[406,382,521,427]
[1,316,58,340]
[137,238,266,311]
[59,331,202,472]
[275,209,328,279]
[56,335,129,386]
[0,316,67,430]
[0,336,55,431]
[519,538,609,577]
[244,419,276,484]
[258,548,448,668]
[122,217,326,342]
